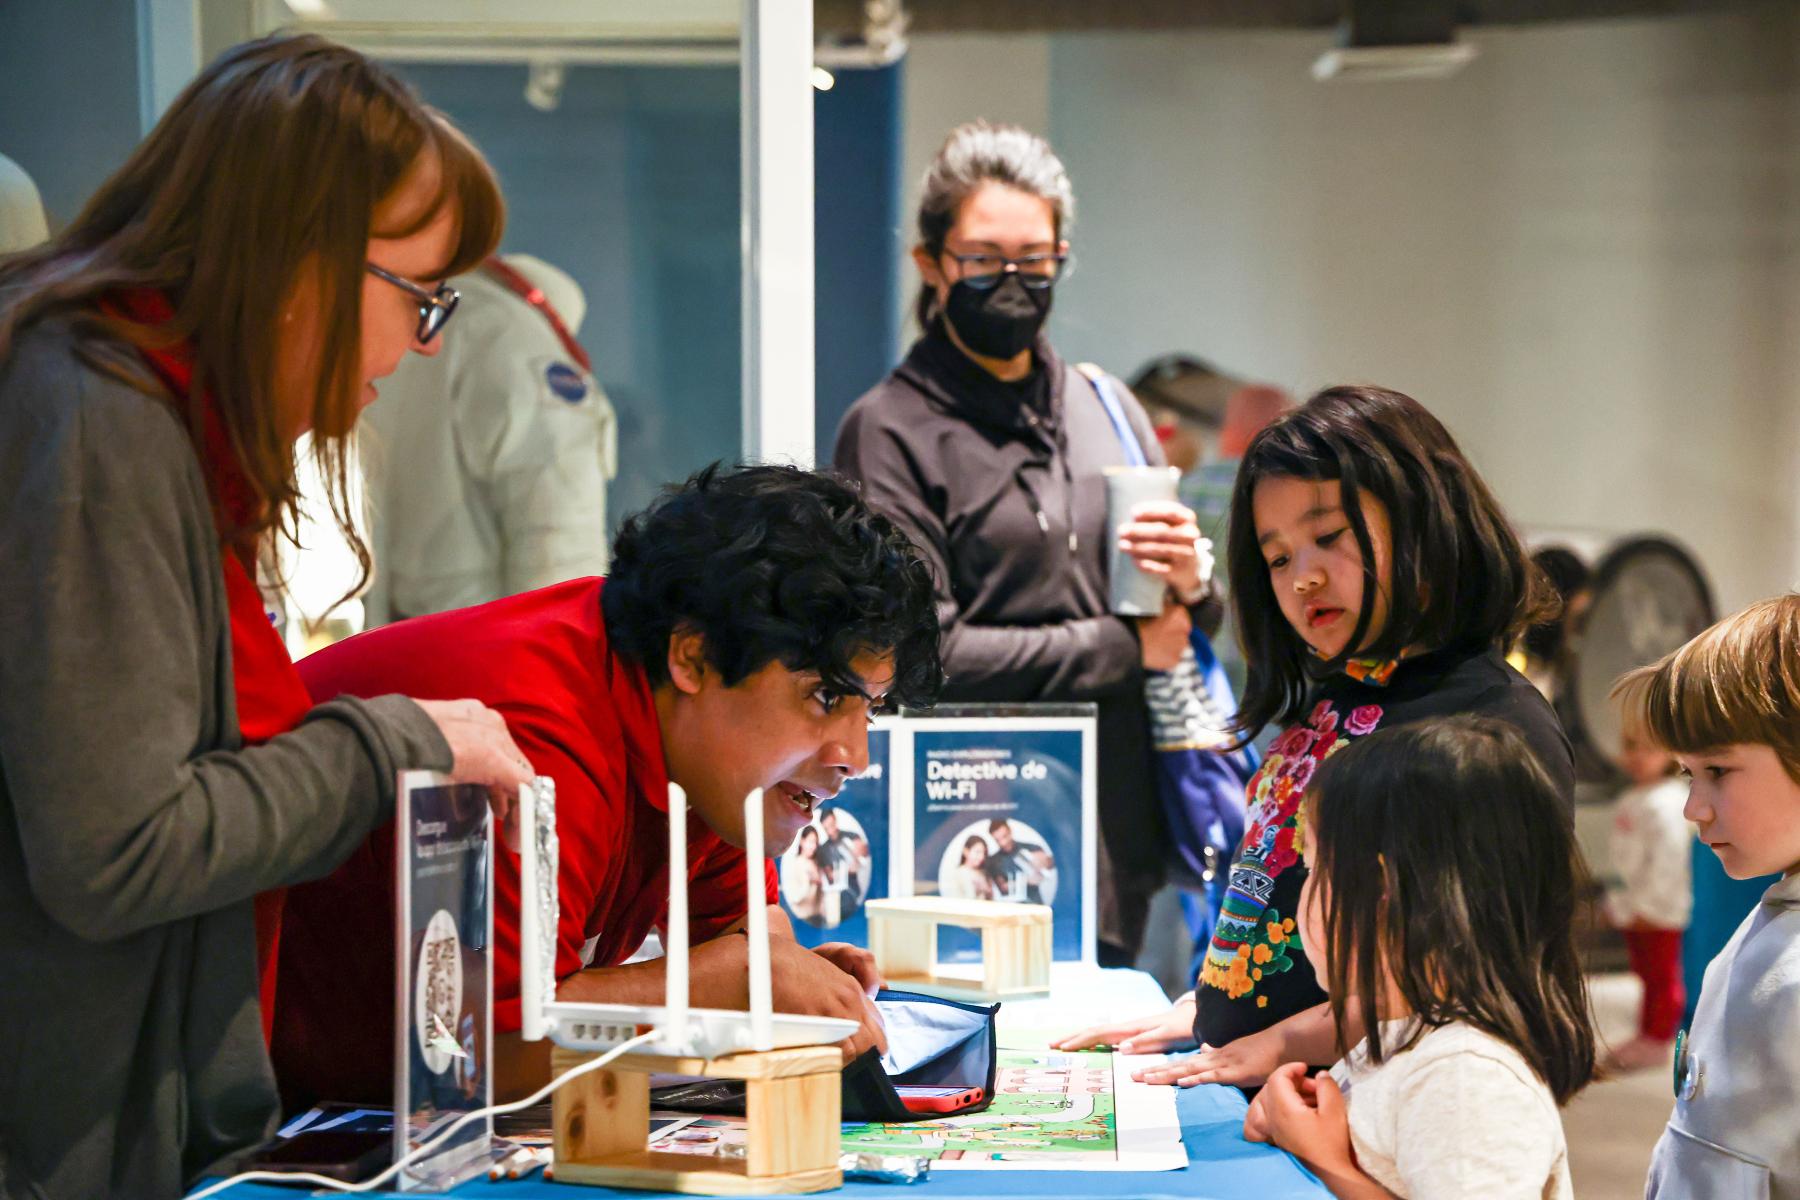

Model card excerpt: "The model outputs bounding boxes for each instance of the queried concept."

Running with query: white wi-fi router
[517,777,857,1057]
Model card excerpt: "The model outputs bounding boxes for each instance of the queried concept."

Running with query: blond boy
[1619,594,1800,1197]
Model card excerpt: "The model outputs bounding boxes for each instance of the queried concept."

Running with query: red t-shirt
[270,577,777,1105]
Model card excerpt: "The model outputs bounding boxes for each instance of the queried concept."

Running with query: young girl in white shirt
[1245,715,1597,1198]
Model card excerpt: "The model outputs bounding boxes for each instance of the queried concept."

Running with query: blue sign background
[911,728,1085,963]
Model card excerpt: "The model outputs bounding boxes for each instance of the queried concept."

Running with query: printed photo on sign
[935,817,1058,905]
[782,804,872,931]
[781,728,888,947]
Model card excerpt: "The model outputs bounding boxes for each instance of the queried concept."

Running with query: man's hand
[811,942,884,998]
[767,936,888,1063]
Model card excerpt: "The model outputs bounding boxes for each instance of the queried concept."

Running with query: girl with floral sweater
[1056,385,1575,1082]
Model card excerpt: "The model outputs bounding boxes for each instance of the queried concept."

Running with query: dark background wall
[0,0,144,225]
[813,61,904,466]
[394,62,747,530]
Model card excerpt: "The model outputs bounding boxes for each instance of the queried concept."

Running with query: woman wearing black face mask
[834,120,1211,967]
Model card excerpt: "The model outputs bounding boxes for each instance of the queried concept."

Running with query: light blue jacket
[1647,870,1800,1199]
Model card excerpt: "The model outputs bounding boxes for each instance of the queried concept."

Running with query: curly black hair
[602,463,943,710]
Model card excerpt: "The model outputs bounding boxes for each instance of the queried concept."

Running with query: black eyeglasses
[366,263,460,344]
[942,250,1069,292]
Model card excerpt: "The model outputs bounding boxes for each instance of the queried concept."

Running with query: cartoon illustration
[839,1049,1119,1162]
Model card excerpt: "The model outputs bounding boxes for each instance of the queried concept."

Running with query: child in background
[1245,717,1595,1198]
[1603,720,1691,1071]
[1618,594,1800,1197]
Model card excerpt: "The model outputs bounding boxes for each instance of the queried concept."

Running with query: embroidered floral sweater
[1193,646,1574,1054]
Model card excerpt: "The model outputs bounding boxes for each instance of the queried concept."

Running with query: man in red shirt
[271,465,942,1104]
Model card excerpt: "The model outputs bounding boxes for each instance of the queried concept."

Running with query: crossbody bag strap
[1075,361,1148,467]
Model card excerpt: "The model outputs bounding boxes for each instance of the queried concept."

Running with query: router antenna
[744,789,773,1050]
[518,776,558,1043]
[666,782,691,1049]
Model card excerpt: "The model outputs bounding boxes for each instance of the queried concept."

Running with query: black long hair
[1305,717,1596,1104]
[1225,386,1553,738]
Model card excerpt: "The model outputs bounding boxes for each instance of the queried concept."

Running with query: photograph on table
[904,717,1096,965]
[780,726,890,946]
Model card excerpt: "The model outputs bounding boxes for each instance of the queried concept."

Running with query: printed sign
[781,728,889,949]
[904,719,1095,965]
[395,772,494,1191]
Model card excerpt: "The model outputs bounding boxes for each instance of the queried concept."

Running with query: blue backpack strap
[1075,362,1148,467]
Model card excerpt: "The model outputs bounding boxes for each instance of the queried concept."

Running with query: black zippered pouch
[650,988,999,1123]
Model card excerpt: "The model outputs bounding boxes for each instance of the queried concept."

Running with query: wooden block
[548,1045,843,1196]
[868,897,1053,1001]
[870,912,936,979]
[744,1071,840,1177]
[981,921,1052,994]
[865,896,1053,928]
[551,1051,649,1164]
[575,1044,839,1082]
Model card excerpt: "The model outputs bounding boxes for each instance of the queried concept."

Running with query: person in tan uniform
[360,252,617,624]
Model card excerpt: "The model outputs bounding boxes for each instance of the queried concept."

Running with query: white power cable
[185,1030,659,1199]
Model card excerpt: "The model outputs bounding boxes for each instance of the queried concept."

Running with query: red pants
[1623,926,1685,1041]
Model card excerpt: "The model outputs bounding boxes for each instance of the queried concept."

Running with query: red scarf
[104,291,314,1043]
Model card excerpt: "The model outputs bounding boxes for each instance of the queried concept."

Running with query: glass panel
[392,59,743,528]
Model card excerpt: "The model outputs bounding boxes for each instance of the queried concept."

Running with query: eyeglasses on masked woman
[940,250,1070,292]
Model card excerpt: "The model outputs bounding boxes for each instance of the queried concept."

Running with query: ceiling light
[1312,42,1478,82]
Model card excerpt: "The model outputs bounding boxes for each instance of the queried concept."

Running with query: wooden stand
[550,1044,842,1195]
[865,897,1053,1003]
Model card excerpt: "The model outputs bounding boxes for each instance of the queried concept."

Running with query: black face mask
[943,273,1054,360]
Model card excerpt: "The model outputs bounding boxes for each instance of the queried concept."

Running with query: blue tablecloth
[202,968,1326,1199]
[207,1082,1322,1200]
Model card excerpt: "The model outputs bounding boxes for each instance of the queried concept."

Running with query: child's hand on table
[1134,1021,1286,1087]
[1051,994,1197,1056]
[1247,1063,1391,1199]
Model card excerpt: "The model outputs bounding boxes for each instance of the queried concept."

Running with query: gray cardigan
[0,322,451,1199]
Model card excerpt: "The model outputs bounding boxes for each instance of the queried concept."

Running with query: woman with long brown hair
[0,35,533,1198]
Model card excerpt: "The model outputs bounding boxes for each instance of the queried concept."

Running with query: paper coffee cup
[1105,466,1182,616]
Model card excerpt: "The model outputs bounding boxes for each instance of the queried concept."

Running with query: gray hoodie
[0,321,449,1199]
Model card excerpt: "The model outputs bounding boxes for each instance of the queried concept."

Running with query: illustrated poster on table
[908,724,1094,963]
[780,729,888,948]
